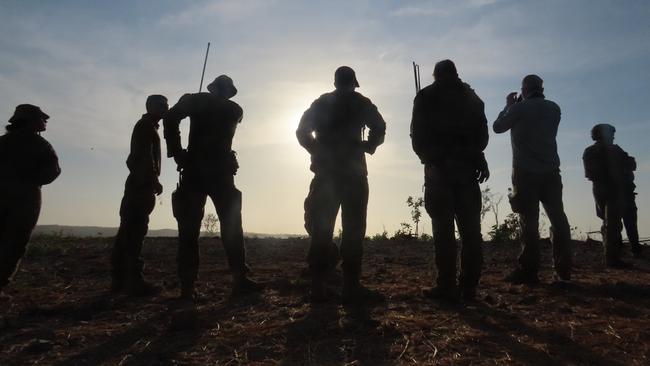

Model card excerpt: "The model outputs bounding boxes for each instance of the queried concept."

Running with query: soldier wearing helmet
[164,75,261,301]
[583,123,641,267]
[0,104,60,298]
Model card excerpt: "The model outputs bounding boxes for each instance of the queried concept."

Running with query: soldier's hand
[174,149,189,169]
[476,155,490,183]
[228,151,239,175]
[154,180,163,195]
[362,141,377,155]
[506,92,518,106]
[477,166,490,183]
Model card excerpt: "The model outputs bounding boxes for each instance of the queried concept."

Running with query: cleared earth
[1,236,649,365]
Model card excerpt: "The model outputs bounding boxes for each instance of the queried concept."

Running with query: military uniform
[110,113,162,293]
[297,85,386,295]
[164,91,247,294]
[410,77,488,298]
[0,105,60,292]
[583,137,639,264]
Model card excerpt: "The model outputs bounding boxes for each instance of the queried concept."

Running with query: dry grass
[1,237,649,365]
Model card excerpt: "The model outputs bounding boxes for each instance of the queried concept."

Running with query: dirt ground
[1,236,649,365]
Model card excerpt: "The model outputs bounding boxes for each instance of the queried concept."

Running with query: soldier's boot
[504,268,540,286]
[459,287,477,303]
[124,276,161,298]
[232,273,263,295]
[422,285,459,303]
[0,291,11,301]
[310,274,328,303]
[0,282,10,301]
[631,244,644,259]
[606,258,633,269]
[110,273,124,294]
[180,285,195,302]
[341,273,385,304]
[326,241,341,272]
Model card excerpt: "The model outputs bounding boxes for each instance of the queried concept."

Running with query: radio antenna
[198,42,211,92]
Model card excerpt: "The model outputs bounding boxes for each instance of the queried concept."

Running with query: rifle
[412,61,421,94]
[173,42,211,219]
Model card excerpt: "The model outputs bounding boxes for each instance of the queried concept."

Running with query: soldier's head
[146,95,168,119]
[521,74,544,99]
[207,75,238,99]
[334,66,359,92]
[7,104,49,132]
[433,59,458,81]
[591,123,616,144]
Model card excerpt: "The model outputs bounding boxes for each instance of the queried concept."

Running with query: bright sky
[1,0,649,238]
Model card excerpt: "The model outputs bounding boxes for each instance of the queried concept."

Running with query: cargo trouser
[510,169,571,278]
[423,164,483,291]
[304,173,368,278]
[593,186,626,263]
[0,188,41,291]
[174,173,246,290]
[623,191,641,254]
[111,179,156,288]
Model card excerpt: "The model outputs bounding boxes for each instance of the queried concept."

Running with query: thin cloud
[390,6,448,17]
[159,0,278,27]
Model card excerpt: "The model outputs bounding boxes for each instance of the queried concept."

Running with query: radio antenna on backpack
[198,42,211,92]
[412,61,421,94]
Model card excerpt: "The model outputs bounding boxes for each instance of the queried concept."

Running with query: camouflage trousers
[110,181,156,287]
[304,173,368,277]
[423,165,483,291]
[0,189,41,291]
[173,173,246,290]
[510,169,572,278]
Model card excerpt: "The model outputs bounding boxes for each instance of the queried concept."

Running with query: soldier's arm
[474,97,490,182]
[410,93,429,163]
[229,102,244,138]
[628,156,637,171]
[492,103,518,134]
[620,147,637,171]
[127,123,157,186]
[475,97,489,152]
[35,137,61,185]
[363,99,386,154]
[163,94,192,157]
[296,101,319,155]
[582,149,593,180]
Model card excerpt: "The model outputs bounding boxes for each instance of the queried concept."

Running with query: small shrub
[370,230,389,241]
[488,213,521,244]
[392,223,414,241]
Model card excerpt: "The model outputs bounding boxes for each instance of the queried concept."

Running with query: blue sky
[1,0,649,237]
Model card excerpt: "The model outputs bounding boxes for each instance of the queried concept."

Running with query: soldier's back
[0,132,53,186]
[311,91,370,144]
[185,93,243,153]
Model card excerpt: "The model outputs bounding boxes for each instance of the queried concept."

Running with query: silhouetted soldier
[410,60,489,302]
[297,66,386,303]
[0,105,60,297]
[110,95,168,296]
[164,75,261,300]
[583,123,641,267]
[494,75,572,284]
